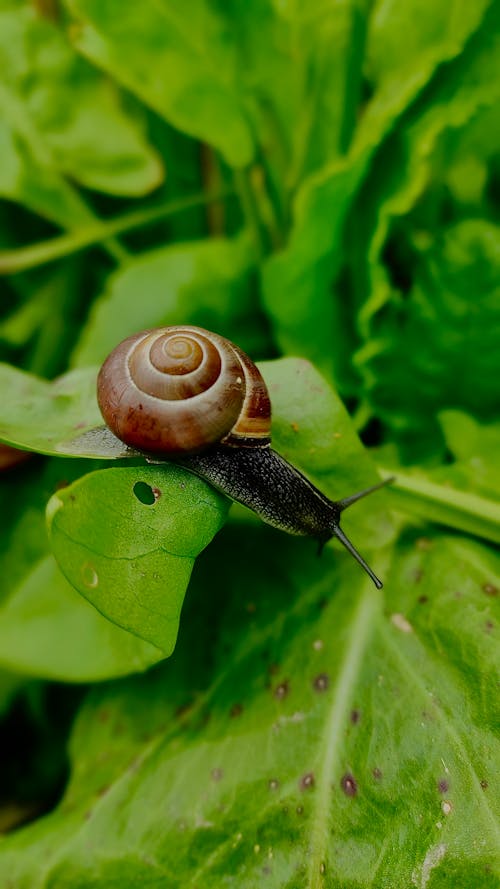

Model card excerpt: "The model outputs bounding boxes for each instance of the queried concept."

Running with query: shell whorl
[97,326,271,455]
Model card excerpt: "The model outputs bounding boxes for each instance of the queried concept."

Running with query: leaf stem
[234,167,266,258]
[379,468,500,545]
[0,189,232,275]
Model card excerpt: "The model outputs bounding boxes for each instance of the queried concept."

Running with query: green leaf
[356,219,500,437]
[46,464,229,654]
[0,0,162,225]
[438,412,500,499]
[381,471,500,546]
[0,363,123,458]
[0,456,164,681]
[0,521,498,886]
[262,0,493,382]
[63,0,254,167]
[0,555,162,681]
[71,233,263,367]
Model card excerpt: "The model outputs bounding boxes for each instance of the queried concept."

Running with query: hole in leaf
[133,481,156,505]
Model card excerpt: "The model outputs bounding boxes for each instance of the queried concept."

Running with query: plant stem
[0,189,232,275]
[234,167,266,259]
[378,468,500,545]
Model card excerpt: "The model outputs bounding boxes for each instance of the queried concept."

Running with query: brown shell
[97,326,271,455]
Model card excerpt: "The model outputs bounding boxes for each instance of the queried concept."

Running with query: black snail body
[97,326,391,589]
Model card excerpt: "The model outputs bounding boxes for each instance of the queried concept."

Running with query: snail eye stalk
[330,477,395,589]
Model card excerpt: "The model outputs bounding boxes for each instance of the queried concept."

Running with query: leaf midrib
[306,575,384,888]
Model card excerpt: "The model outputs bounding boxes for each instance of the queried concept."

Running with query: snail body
[98,326,390,589]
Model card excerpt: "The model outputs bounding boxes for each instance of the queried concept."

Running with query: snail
[98,326,391,588]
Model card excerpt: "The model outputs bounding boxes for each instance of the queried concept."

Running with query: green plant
[0,0,498,885]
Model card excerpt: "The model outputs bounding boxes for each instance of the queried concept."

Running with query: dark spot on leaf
[300,772,315,790]
[268,663,279,676]
[418,594,428,604]
[97,785,110,797]
[313,673,329,692]
[175,701,192,719]
[211,767,223,782]
[262,865,272,876]
[453,590,463,599]
[485,620,494,633]
[483,583,498,596]
[179,482,186,490]
[230,703,243,718]
[480,780,488,790]
[268,778,279,791]
[438,779,449,793]
[296,805,304,815]
[350,709,361,724]
[151,486,162,501]
[274,680,289,700]
[133,481,156,505]
[341,773,358,796]
[373,768,382,781]
[416,537,432,550]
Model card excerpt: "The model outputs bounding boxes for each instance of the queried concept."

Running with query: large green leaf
[0,519,498,886]
[63,0,254,167]
[0,0,162,227]
[262,0,493,381]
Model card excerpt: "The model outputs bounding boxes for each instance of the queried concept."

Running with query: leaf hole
[133,481,157,505]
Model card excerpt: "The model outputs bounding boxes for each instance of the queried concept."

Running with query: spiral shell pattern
[97,326,271,455]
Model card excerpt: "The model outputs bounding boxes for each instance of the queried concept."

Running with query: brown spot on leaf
[313,673,329,692]
[268,778,279,791]
[274,680,289,700]
[438,779,449,794]
[300,772,315,791]
[341,773,358,796]
[418,594,428,604]
[230,703,243,718]
[416,537,432,551]
[350,709,361,724]
[483,583,498,597]
[373,768,382,781]
[211,767,223,782]
[151,486,162,501]
[480,780,488,790]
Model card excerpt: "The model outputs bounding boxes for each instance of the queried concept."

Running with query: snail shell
[97,326,271,455]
